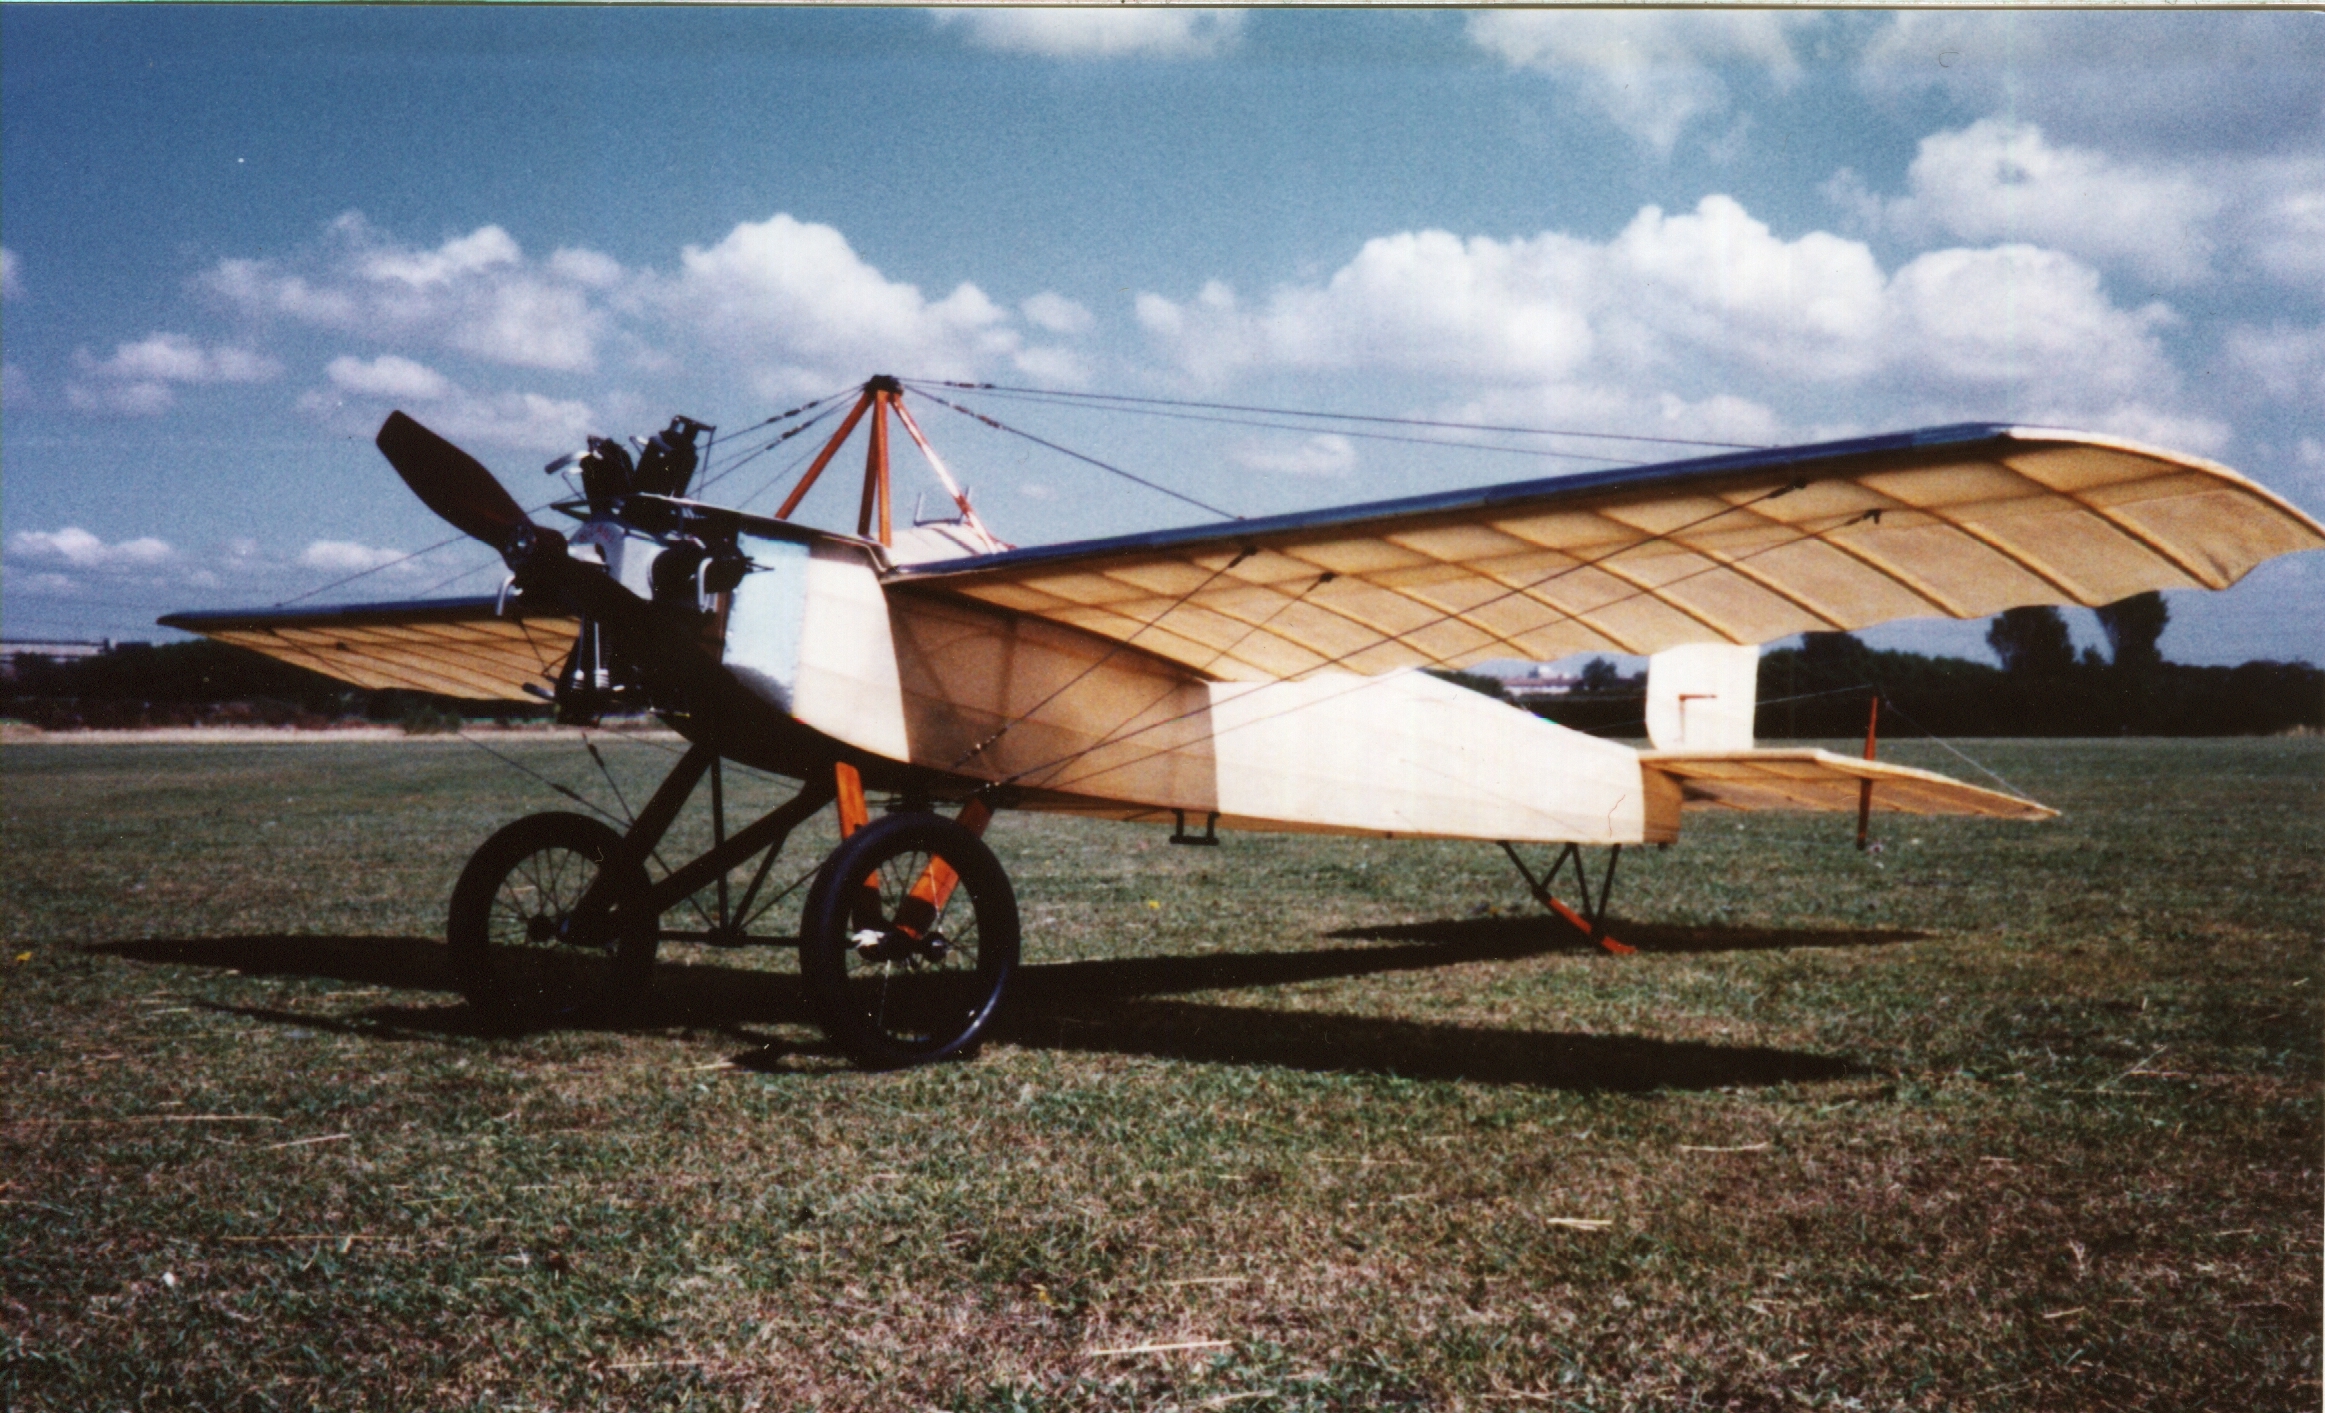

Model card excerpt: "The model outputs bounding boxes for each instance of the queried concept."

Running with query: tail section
[1645,643,1760,751]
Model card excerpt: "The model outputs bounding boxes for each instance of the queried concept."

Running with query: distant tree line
[1515,593,2321,739]
[2,638,542,732]
[9,592,2318,738]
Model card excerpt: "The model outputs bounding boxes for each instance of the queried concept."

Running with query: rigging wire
[1017,485,1825,797]
[732,423,850,515]
[915,379,1769,453]
[1752,679,2035,800]
[948,548,1256,772]
[906,380,1650,468]
[272,392,847,612]
[693,394,852,494]
[1867,696,2039,802]
[451,727,626,829]
[911,389,1242,521]
[271,491,567,609]
[581,735,636,824]
[406,552,509,600]
[272,528,472,608]
[1010,566,1343,788]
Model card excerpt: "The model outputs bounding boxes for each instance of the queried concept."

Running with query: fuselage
[599,510,1675,845]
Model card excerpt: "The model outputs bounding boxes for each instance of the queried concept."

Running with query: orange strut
[776,389,876,523]
[858,390,892,543]
[834,761,869,838]
[1529,887,1635,955]
[1855,692,1880,851]
[896,797,993,938]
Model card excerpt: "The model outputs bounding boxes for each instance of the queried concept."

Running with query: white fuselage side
[719,536,1674,845]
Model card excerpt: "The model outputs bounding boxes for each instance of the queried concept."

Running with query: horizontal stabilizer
[1640,748,2055,820]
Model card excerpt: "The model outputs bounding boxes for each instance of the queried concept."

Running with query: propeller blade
[375,411,532,545]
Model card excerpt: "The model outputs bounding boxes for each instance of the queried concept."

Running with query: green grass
[4,735,2319,1411]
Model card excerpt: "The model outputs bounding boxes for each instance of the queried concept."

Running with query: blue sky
[4,7,2321,667]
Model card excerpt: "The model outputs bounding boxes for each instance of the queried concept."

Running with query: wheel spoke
[805,816,1017,1065]
[450,814,654,1029]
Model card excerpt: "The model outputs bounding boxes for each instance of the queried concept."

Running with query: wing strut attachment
[1501,842,1635,956]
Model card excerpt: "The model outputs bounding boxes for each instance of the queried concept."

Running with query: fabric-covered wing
[158,597,579,702]
[1641,749,2056,819]
[891,425,2324,681]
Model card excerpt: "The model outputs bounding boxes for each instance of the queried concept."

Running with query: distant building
[0,638,115,681]
[1498,666,1583,703]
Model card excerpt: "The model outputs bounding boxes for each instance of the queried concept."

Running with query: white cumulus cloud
[938,9,1243,60]
[1137,233,1600,386]
[1139,195,2194,443]
[65,333,281,415]
[2240,180,2325,291]
[1468,11,1812,152]
[1882,244,2176,401]
[327,354,451,401]
[203,213,615,373]
[1137,199,1888,388]
[302,376,595,454]
[298,540,415,575]
[549,246,625,289]
[1605,197,1889,382]
[358,224,520,287]
[418,390,598,453]
[2225,324,2325,405]
[1,246,21,300]
[659,213,1020,396]
[1231,433,1357,479]
[1022,291,1095,336]
[1855,121,2221,286]
[1857,11,2324,159]
[90,334,278,385]
[8,526,176,570]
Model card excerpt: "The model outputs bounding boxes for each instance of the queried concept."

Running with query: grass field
[4,734,2319,1411]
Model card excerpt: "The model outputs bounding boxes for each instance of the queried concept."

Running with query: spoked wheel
[800,812,1019,1068]
[447,811,655,1028]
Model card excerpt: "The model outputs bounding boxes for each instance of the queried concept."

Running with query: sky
[4,7,2322,668]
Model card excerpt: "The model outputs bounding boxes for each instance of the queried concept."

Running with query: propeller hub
[500,522,570,583]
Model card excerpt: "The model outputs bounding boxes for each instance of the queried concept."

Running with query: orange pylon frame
[776,377,902,546]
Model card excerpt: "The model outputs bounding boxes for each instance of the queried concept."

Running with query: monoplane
[163,376,2325,1066]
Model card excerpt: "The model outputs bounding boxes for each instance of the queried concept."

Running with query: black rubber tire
[447,811,655,1027]
[799,813,1019,1068]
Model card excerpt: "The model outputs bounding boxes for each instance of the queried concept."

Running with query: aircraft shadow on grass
[88,917,1910,1091]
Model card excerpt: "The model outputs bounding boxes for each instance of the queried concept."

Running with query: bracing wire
[1010,566,1343,788]
[732,424,850,515]
[1867,696,2040,801]
[1016,485,1826,797]
[913,379,1769,453]
[949,548,1258,771]
[452,727,627,829]
[693,391,853,494]
[908,380,1650,468]
[272,488,576,609]
[582,735,636,824]
[911,388,1241,520]
[272,392,848,611]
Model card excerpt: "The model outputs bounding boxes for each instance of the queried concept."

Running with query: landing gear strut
[1500,841,1633,955]
[445,744,1017,1065]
